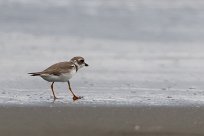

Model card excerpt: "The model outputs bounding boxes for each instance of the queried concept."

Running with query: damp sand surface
[1,36,204,136]
[1,105,204,136]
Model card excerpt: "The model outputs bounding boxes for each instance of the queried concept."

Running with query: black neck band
[71,62,78,72]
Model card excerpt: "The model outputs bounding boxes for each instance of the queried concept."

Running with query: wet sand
[1,0,204,106]
[1,105,204,136]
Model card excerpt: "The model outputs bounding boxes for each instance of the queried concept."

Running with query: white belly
[41,71,76,82]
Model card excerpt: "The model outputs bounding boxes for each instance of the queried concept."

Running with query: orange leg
[67,81,82,101]
[51,82,58,100]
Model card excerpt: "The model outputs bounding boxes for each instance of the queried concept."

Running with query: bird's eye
[80,60,84,63]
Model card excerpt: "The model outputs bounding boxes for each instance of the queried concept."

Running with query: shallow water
[0,0,204,106]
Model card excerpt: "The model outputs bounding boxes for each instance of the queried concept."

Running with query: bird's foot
[73,95,83,101]
[54,96,60,100]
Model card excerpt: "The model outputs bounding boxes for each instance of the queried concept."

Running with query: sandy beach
[1,0,204,135]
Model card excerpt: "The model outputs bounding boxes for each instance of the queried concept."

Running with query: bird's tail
[28,72,42,76]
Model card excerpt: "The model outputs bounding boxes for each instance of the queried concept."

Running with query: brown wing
[41,61,75,76]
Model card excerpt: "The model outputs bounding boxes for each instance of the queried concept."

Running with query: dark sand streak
[0,105,204,136]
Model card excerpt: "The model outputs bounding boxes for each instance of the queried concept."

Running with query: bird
[28,56,89,101]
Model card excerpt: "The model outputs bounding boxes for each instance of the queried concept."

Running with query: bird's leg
[51,82,58,100]
[67,81,82,101]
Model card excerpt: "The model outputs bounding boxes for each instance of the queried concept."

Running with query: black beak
[85,63,89,66]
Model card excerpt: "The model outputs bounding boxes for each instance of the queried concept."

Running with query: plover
[28,56,89,100]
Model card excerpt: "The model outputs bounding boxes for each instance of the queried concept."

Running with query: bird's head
[70,56,89,69]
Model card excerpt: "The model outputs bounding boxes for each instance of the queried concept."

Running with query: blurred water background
[0,0,204,106]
